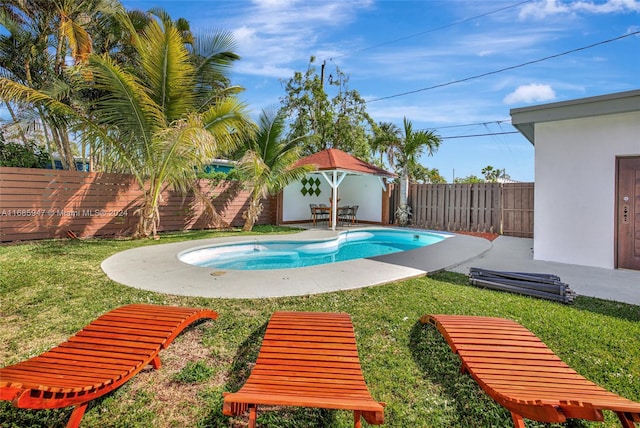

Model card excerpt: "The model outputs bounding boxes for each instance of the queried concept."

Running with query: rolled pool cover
[469,267,576,303]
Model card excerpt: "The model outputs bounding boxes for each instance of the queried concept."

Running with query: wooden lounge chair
[223,311,385,428]
[420,314,640,428]
[0,304,217,428]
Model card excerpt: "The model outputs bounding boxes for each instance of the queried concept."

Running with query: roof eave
[311,167,396,178]
[510,89,640,146]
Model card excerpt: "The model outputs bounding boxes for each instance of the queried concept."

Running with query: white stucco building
[511,89,640,270]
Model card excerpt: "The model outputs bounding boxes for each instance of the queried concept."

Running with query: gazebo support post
[320,170,347,231]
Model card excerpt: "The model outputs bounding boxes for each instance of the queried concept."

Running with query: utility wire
[367,30,640,103]
[440,131,520,139]
[428,119,512,130]
[330,0,534,60]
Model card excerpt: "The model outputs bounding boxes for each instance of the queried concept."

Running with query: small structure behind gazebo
[280,148,396,230]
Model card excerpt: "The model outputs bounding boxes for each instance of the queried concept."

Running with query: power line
[428,119,512,130]
[367,30,640,103]
[440,131,520,140]
[330,0,534,61]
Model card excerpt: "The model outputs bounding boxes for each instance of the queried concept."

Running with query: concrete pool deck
[449,235,640,306]
[102,227,640,305]
[101,228,491,299]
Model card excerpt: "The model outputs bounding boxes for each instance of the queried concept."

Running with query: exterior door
[616,157,640,270]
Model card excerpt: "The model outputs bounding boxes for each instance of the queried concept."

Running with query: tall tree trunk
[58,125,76,170]
[37,110,56,169]
[134,193,160,239]
[399,172,409,207]
[48,122,69,170]
[396,171,411,226]
[242,193,263,231]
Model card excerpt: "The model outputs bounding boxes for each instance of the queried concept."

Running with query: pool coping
[101,227,492,298]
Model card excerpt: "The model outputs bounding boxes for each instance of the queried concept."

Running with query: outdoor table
[312,206,349,226]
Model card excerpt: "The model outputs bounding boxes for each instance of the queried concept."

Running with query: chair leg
[66,403,88,428]
[510,412,526,428]
[248,405,257,428]
[150,355,161,369]
[354,410,362,428]
[616,411,636,428]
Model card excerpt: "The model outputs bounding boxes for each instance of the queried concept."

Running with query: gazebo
[283,148,396,230]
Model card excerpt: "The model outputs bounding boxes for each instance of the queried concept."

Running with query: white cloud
[235,62,294,79]
[503,84,556,104]
[573,0,640,14]
[627,24,640,34]
[519,0,570,19]
[519,0,640,19]
[226,0,374,79]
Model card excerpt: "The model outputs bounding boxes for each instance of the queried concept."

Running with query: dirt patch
[114,320,224,427]
[454,231,499,241]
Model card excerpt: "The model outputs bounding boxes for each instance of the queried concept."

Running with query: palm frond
[59,18,92,64]
[238,109,314,197]
[88,53,162,153]
[0,78,74,120]
[147,7,172,29]
[192,30,239,81]
[138,19,195,121]
[195,85,245,113]
[200,96,256,154]
[191,30,241,109]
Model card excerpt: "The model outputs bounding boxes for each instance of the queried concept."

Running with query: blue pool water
[178,228,449,270]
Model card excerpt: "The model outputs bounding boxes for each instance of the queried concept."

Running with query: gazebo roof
[295,148,396,177]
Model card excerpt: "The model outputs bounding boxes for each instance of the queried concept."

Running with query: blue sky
[47,2,640,180]
[119,0,639,182]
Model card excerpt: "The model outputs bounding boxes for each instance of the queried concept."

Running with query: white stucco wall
[282,173,385,223]
[534,111,640,268]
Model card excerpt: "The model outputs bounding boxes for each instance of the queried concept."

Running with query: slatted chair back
[0,304,217,428]
[223,311,384,428]
[350,205,359,223]
[421,314,640,428]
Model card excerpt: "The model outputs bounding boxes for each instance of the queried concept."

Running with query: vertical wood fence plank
[0,167,276,242]
[392,182,532,236]
[502,183,534,237]
[436,184,445,230]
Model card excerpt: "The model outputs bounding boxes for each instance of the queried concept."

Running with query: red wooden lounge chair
[0,304,217,428]
[223,311,385,428]
[421,314,640,428]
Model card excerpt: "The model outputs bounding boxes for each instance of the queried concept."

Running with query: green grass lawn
[1,227,639,428]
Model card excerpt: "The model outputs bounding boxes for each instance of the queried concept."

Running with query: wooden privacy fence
[389,182,534,237]
[0,167,275,242]
[501,182,534,238]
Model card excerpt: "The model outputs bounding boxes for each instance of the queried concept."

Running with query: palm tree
[0,15,254,238]
[238,110,315,231]
[393,117,441,224]
[0,0,128,169]
[370,121,401,166]
[87,18,254,238]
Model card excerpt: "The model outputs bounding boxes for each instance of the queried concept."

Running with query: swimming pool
[178,228,450,270]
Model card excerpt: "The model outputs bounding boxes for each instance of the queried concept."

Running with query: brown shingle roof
[295,148,396,177]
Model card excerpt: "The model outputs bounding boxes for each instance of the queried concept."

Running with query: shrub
[0,139,50,168]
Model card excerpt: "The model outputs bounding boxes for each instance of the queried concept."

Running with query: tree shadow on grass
[569,295,640,323]
[408,321,587,428]
[198,319,338,428]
